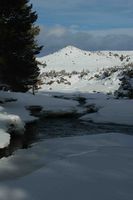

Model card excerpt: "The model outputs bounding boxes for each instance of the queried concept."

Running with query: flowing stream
[0,118,133,159]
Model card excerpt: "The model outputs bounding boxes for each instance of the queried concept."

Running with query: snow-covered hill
[38,46,133,72]
[37,46,133,97]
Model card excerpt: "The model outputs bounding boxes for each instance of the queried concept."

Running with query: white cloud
[37,25,133,55]
[47,25,67,37]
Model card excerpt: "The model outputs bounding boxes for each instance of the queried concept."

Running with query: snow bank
[0,133,133,200]
[0,112,25,149]
[0,129,10,149]
[0,91,78,119]
[81,99,133,126]
[0,91,79,148]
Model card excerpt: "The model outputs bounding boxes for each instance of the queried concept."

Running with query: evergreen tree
[0,0,42,92]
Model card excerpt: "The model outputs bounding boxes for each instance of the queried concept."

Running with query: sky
[31,0,133,55]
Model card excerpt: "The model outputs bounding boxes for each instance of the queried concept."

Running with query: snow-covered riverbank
[0,91,78,149]
[0,90,133,149]
[0,133,133,200]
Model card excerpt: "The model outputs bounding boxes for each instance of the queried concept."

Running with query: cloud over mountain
[38,25,133,55]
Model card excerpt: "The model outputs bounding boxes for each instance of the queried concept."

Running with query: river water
[0,118,133,159]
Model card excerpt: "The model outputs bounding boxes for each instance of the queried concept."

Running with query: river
[0,118,133,159]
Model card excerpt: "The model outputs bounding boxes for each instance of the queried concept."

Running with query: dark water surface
[0,118,133,159]
[38,118,133,140]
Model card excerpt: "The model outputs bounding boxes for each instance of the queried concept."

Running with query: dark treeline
[0,0,42,92]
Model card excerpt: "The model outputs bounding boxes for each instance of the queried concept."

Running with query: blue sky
[31,0,133,55]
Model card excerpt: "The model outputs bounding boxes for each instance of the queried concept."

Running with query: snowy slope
[38,45,133,73]
[37,46,133,95]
